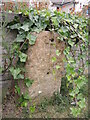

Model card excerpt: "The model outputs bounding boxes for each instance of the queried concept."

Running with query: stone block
[23,31,65,104]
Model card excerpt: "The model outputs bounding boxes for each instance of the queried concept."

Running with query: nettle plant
[2,8,88,117]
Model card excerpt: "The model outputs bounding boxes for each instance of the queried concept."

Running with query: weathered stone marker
[25,31,65,103]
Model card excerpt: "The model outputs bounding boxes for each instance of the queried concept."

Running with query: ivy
[70,107,81,117]
[24,78,34,87]
[52,57,56,63]
[2,8,88,117]
[16,34,26,42]
[15,85,21,95]
[19,51,27,63]
[56,50,61,56]
[30,105,35,114]
[9,67,22,79]
[26,33,37,45]
[56,65,61,70]
[20,22,30,32]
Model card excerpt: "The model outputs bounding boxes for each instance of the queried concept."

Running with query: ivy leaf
[75,78,85,89]
[20,22,30,31]
[70,88,79,97]
[74,88,79,94]
[34,15,39,22]
[21,101,28,107]
[9,67,21,79]
[15,34,25,42]
[78,68,83,73]
[70,107,81,117]
[56,50,61,56]
[64,47,70,55]
[68,57,74,63]
[24,78,34,87]
[26,33,37,45]
[56,65,61,70]
[30,105,35,113]
[32,27,43,33]
[66,64,74,75]
[18,95,24,103]
[77,93,83,100]
[69,91,76,97]
[66,75,71,82]
[19,52,27,62]
[65,19,73,24]
[70,34,77,39]
[52,17,58,27]
[8,23,21,30]
[8,10,12,13]
[23,93,30,100]
[59,26,69,37]
[74,24,78,29]
[77,98,86,109]
[15,85,21,95]
[68,40,74,47]
[18,29,25,35]
[12,43,20,51]
[16,74,24,79]
[52,57,56,63]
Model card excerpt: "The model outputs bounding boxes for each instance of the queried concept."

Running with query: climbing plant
[51,11,88,117]
[2,8,88,117]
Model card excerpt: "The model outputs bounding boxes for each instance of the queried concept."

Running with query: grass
[31,76,88,118]
[31,92,71,118]
[2,75,88,118]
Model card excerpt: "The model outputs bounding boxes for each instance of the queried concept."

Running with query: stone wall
[0,12,18,99]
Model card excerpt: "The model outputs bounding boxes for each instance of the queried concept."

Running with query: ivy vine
[2,8,88,117]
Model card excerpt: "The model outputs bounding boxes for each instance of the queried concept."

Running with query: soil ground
[2,89,88,118]
[2,92,70,118]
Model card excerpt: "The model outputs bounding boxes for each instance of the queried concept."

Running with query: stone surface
[25,31,65,103]
[1,28,17,99]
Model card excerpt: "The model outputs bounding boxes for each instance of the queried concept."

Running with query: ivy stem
[79,43,84,70]
[73,81,78,106]
[70,47,78,106]
[2,39,28,74]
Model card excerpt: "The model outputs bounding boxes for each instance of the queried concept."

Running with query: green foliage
[15,34,26,42]
[77,98,86,109]
[23,92,30,100]
[3,8,88,117]
[26,33,37,45]
[50,11,88,117]
[24,78,34,87]
[56,50,61,56]
[15,85,21,95]
[56,65,61,70]
[9,67,23,79]
[70,107,81,117]
[30,105,35,113]
[20,22,31,32]
[18,93,30,107]
[8,23,21,30]
[52,57,56,63]
[19,51,27,62]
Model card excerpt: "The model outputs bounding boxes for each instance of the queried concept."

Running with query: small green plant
[29,104,36,118]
